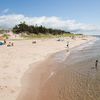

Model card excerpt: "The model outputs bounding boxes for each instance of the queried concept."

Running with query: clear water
[55,37,100,100]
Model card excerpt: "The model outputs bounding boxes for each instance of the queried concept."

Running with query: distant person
[66,41,69,52]
[7,42,14,47]
[32,41,36,44]
[4,39,6,44]
[95,60,98,69]
[7,42,11,47]
[66,41,69,48]
[11,42,14,46]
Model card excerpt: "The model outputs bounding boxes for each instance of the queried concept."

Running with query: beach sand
[0,36,95,100]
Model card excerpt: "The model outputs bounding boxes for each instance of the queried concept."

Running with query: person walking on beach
[66,41,69,52]
[95,60,98,69]
[66,41,69,48]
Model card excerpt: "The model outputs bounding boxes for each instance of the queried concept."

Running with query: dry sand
[0,36,95,100]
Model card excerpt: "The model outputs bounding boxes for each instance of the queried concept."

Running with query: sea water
[59,36,100,100]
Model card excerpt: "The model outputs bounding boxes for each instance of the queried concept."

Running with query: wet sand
[17,37,100,100]
[17,52,66,100]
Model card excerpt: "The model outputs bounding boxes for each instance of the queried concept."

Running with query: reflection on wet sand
[38,65,100,100]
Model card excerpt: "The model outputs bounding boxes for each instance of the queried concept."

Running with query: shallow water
[62,38,100,100]
[38,37,100,100]
[18,37,100,100]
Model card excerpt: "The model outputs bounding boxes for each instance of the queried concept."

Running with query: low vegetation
[2,34,10,39]
[0,22,83,39]
[12,22,72,35]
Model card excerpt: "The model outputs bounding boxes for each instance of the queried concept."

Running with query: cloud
[2,8,9,14]
[0,14,100,34]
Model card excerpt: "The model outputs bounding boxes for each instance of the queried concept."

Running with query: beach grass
[20,33,82,39]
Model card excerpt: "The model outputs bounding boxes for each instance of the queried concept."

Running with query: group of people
[4,39,14,47]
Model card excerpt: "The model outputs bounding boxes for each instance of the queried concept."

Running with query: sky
[0,0,100,34]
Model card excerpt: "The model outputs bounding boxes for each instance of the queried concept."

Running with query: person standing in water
[95,60,98,69]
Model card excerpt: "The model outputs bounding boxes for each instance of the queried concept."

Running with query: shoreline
[0,36,96,100]
[17,36,97,100]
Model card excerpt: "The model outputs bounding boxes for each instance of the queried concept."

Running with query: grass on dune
[21,33,82,39]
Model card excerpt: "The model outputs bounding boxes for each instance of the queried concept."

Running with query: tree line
[12,22,72,35]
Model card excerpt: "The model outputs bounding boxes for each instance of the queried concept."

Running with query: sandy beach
[0,36,95,100]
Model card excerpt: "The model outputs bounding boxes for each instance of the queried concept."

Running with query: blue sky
[0,0,100,34]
